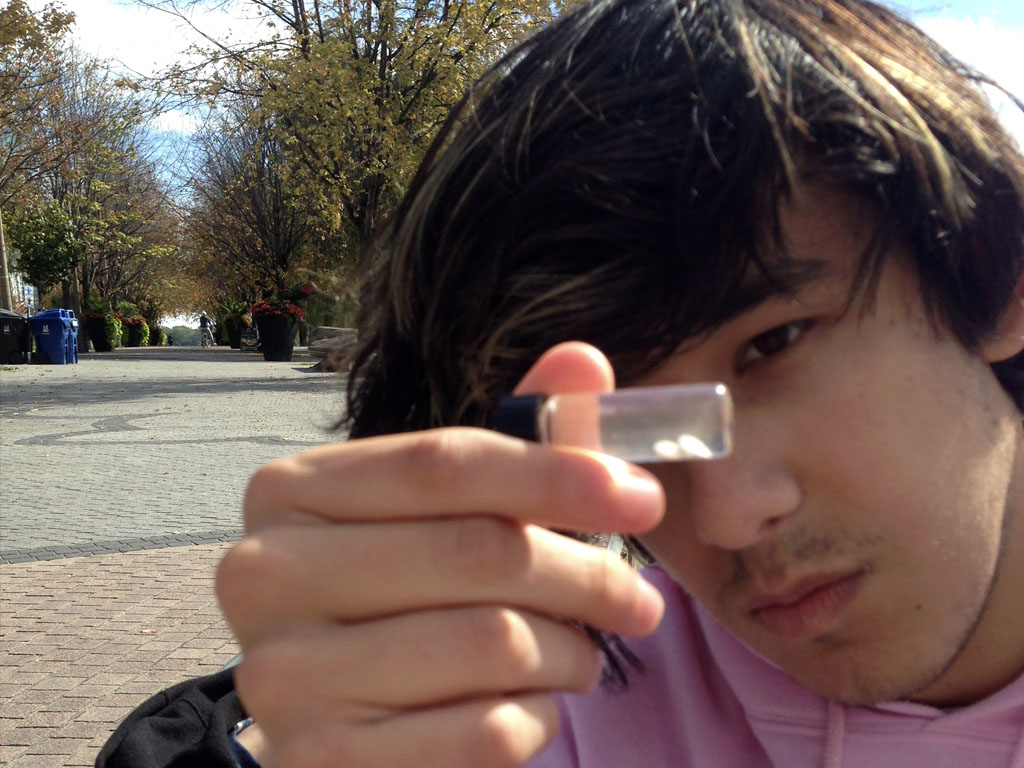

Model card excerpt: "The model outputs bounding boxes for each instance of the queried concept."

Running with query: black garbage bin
[0,309,31,364]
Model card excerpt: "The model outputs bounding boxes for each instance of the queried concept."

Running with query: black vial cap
[492,395,542,442]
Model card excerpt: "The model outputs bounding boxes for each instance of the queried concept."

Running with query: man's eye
[738,321,810,369]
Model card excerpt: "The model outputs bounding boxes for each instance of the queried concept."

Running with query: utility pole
[0,207,13,310]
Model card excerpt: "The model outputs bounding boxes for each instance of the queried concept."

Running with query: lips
[747,569,867,639]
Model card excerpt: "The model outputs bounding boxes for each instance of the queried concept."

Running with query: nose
[683,431,801,550]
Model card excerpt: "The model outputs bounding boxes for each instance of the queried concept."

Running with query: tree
[156,0,581,283]
[5,197,81,294]
[39,50,179,320]
[0,46,185,347]
[0,0,76,308]
[184,103,317,299]
[257,0,579,248]
[0,0,76,204]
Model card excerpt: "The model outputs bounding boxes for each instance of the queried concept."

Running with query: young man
[98,0,1024,765]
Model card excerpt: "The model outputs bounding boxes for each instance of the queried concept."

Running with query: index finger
[244,427,664,534]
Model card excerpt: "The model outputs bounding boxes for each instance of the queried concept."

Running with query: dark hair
[345,0,1024,438]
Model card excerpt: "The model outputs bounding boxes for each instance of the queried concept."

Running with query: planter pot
[125,324,144,347]
[223,317,242,349]
[255,315,296,361]
[84,316,112,352]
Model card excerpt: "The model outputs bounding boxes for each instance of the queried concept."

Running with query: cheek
[812,349,999,522]
[794,354,1012,612]
[638,467,733,598]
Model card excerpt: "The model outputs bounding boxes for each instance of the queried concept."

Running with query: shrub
[115,301,141,317]
[104,315,123,348]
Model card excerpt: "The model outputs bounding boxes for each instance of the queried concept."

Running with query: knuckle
[543,453,619,520]
[442,516,528,586]
[472,712,525,768]
[232,646,276,707]
[467,698,557,768]
[278,730,353,768]
[391,428,481,492]
[215,537,266,615]
[578,548,626,615]
[246,457,295,498]
[574,641,604,693]
[233,644,301,725]
[464,608,538,674]
[235,644,361,768]
[243,457,300,525]
[216,533,298,632]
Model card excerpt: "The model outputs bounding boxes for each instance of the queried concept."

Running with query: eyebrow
[733,257,833,310]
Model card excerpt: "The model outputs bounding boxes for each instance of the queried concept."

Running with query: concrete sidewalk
[1,347,345,766]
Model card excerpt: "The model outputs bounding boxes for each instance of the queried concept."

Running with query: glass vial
[494,383,733,463]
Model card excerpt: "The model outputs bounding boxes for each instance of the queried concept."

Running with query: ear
[982,278,1024,362]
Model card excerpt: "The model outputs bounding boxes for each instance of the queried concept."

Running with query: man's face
[635,186,1024,706]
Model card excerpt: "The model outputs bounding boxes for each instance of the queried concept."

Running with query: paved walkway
[1,346,344,766]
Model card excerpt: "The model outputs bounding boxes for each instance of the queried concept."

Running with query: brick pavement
[0,346,346,766]
[1,347,343,557]
[1,544,235,767]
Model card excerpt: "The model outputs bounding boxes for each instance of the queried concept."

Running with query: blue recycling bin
[66,312,79,363]
[29,309,78,365]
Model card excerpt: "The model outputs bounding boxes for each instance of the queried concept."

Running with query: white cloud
[28,0,276,136]
[916,15,1024,148]
[68,0,189,77]
[53,0,272,79]
[35,1,1024,147]
[152,108,201,135]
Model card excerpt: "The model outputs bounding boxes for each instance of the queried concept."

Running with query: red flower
[249,298,304,322]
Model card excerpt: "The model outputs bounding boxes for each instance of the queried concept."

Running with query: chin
[784,647,954,706]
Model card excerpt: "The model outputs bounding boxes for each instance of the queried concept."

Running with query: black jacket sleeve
[95,668,247,768]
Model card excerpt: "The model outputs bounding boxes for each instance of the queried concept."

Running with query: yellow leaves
[175,0,583,289]
[0,0,73,52]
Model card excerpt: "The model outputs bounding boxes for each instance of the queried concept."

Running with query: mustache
[722,528,880,595]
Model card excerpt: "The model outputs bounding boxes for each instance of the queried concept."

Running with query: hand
[217,342,666,768]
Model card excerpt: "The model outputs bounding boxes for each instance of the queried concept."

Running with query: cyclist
[199,313,215,348]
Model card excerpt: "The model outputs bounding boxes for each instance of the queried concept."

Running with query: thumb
[513,341,615,397]
[511,342,615,454]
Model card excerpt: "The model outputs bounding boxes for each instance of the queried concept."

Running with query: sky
[39,0,271,134]
[909,0,1024,143]
[39,0,1024,142]
[28,0,1024,324]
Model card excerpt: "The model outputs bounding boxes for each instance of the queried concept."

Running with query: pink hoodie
[530,567,1024,767]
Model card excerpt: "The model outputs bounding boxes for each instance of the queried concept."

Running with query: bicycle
[200,327,215,348]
